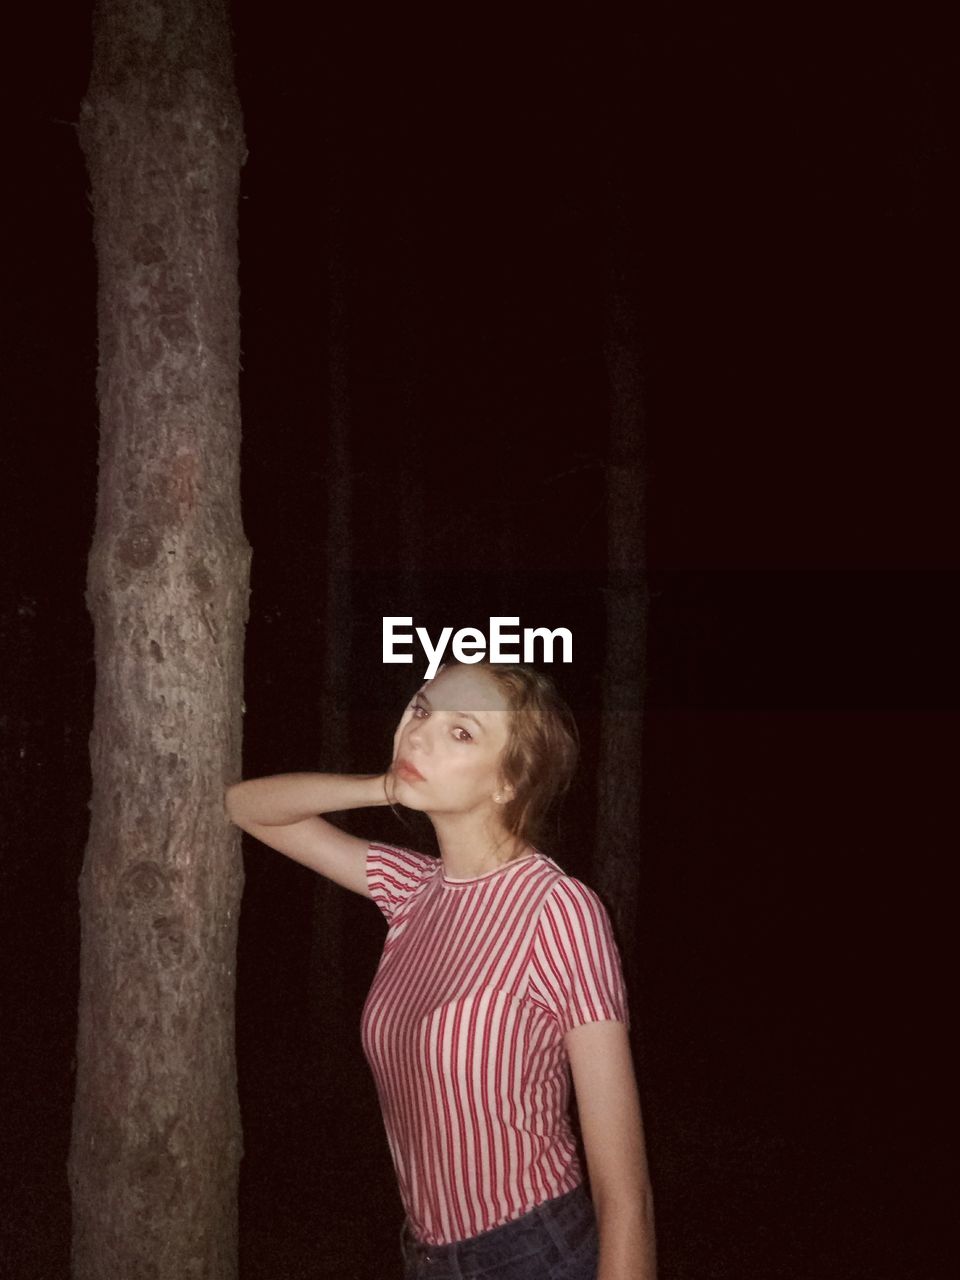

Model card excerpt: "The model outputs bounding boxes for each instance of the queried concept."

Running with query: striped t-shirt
[360,841,630,1247]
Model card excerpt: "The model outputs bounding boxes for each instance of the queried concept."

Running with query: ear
[493,781,515,805]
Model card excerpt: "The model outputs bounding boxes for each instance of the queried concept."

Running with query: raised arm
[224,772,392,898]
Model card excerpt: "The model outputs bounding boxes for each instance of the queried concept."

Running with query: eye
[453,727,473,743]
[410,700,428,719]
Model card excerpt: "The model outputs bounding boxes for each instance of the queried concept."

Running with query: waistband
[400,1182,595,1268]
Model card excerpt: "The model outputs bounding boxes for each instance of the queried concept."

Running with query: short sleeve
[528,877,631,1035]
[366,842,437,924]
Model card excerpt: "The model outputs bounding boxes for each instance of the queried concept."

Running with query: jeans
[399,1183,599,1279]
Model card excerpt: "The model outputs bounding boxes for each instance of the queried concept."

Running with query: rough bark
[68,3,249,1277]
[595,270,649,991]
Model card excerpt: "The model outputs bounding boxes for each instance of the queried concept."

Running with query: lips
[396,758,425,782]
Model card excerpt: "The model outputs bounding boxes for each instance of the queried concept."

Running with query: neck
[430,811,526,879]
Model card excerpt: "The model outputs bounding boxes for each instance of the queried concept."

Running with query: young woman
[225,660,656,1280]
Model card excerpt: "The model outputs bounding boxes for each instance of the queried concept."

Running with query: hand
[381,768,401,807]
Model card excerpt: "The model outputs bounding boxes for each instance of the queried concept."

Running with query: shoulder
[524,853,615,930]
[537,868,616,935]
[368,841,438,877]
[527,865,631,1033]
[366,842,439,922]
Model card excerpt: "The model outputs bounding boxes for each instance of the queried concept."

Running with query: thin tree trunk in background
[595,268,649,992]
[308,118,351,1059]
[395,179,428,622]
[68,2,249,1276]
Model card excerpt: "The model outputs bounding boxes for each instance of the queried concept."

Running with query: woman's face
[389,665,514,819]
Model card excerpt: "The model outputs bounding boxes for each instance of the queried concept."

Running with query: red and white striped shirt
[360,841,631,1246]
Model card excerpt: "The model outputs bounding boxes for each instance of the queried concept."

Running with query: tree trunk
[68,3,249,1277]
[595,270,649,992]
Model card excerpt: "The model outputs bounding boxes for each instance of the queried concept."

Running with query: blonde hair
[449,659,580,854]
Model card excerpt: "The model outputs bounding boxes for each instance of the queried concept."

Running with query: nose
[405,716,429,753]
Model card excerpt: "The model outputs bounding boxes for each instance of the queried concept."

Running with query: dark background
[1,5,955,1278]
